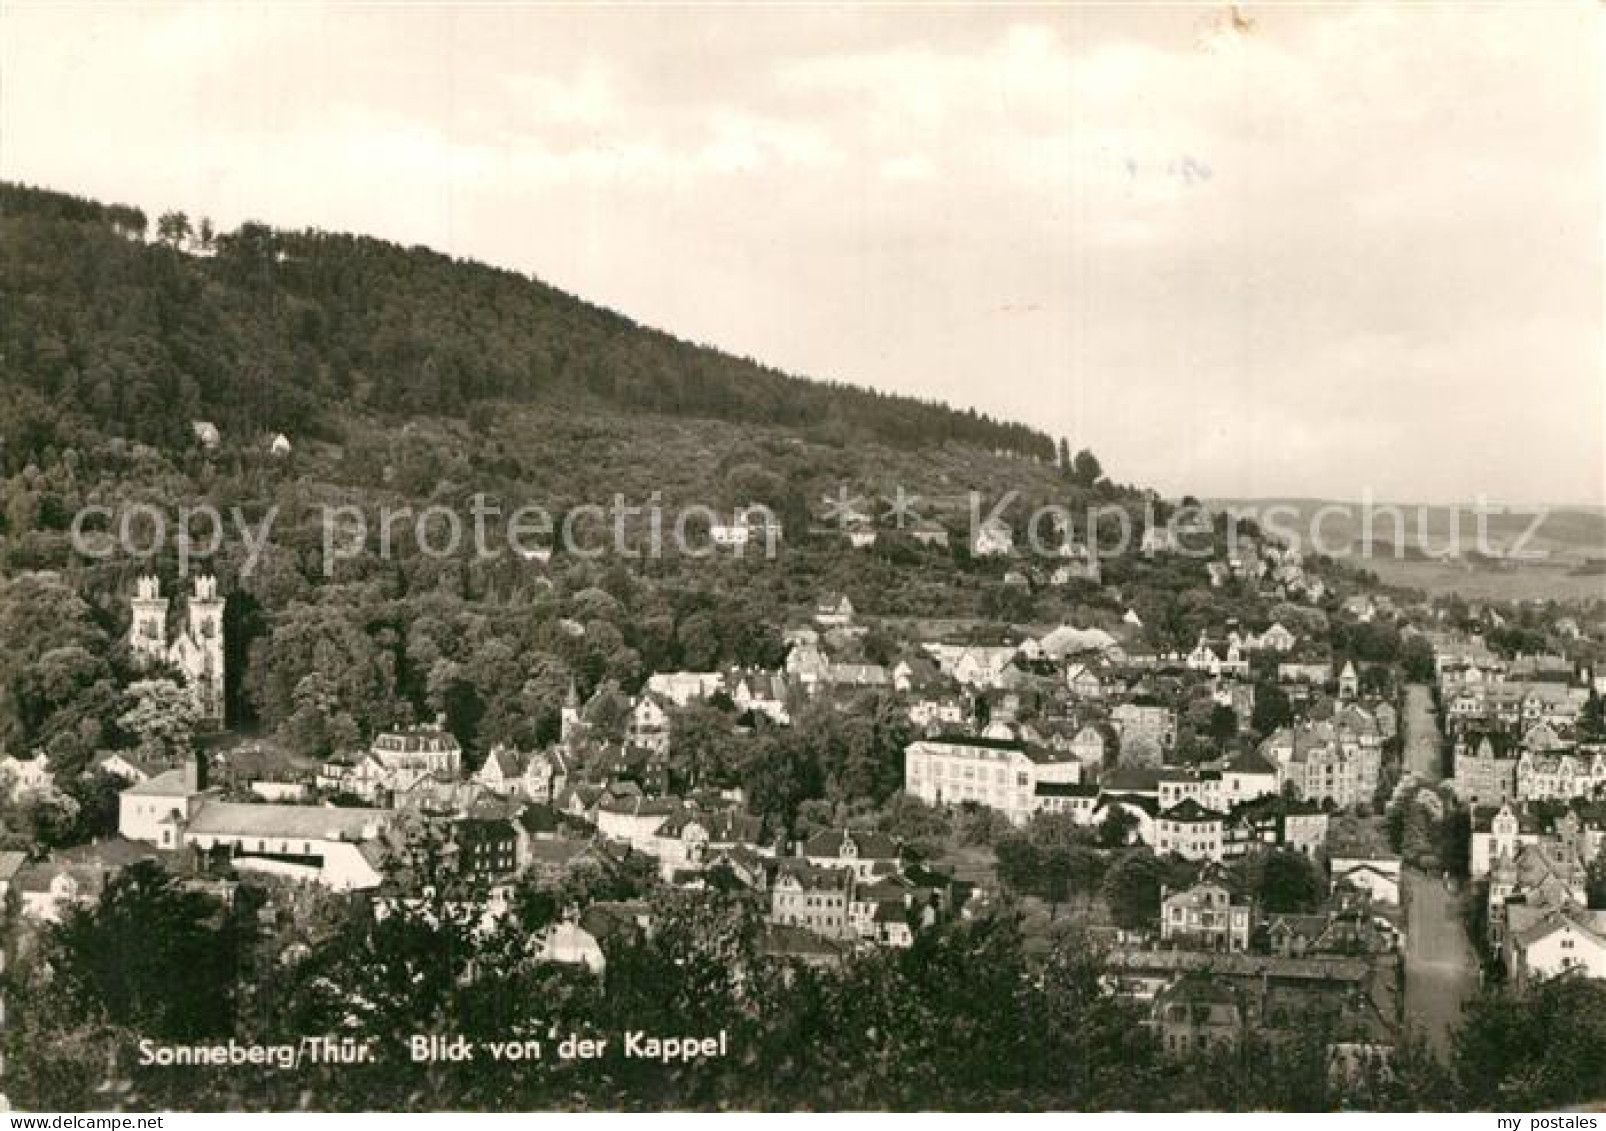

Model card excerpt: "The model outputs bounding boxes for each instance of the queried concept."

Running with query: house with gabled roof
[474,745,528,795]
[1065,662,1105,699]
[1153,799,1228,862]
[801,828,900,880]
[1161,880,1252,952]
[728,668,791,724]
[593,789,679,853]
[1221,748,1280,808]
[626,695,673,754]
[1152,974,1243,1056]
[814,593,856,626]
[0,753,55,800]
[14,861,109,922]
[1331,855,1402,906]
[769,861,854,940]
[1504,903,1606,986]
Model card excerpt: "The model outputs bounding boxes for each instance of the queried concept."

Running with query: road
[1403,683,1445,782]
[1398,682,1477,1056]
[1403,867,1479,1057]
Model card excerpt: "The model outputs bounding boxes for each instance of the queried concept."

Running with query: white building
[0,754,55,800]
[365,722,463,794]
[971,518,1014,557]
[118,761,217,847]
[1152,800,1227,862]
[904,736,1080,826]
[1161,881,1253,951]
[710,506,782,552]
[1331,856,1402,906]
[1505,904,1606,986]
[183,802,392,891]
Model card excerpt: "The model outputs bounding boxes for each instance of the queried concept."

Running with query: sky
[2,2,1602,506]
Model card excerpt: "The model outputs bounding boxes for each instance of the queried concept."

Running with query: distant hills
[1209,498,1606,561]
[1211,497,1606,603]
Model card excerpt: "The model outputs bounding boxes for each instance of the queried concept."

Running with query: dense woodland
[0,182,1054,469]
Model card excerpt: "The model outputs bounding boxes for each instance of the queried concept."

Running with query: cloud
[2,3,1599,504]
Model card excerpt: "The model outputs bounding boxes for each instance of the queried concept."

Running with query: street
[1403,683,1445,782]
[1403,867,1479,1057]
[1399,682,1477,1056]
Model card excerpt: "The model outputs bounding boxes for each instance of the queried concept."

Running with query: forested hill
[0,182,1054,469]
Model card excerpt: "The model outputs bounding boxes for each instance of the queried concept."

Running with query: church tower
[1491,804,1520,862]
[129,575,169,662]
[186,576,226,722]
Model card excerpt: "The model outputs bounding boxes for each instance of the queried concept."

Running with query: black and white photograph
[0,0,1603,1116]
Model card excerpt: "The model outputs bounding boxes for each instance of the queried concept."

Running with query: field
[1212,498,1606,603]
[1355,555,1606,603]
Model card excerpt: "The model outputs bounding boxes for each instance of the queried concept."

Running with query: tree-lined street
[1400,681,1477,1055]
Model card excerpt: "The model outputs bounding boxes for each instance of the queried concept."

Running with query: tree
[1587,850,1606,910]
[117,678,201,761]
[1071,449,1103,487]
[1436,804,1472,879]
[1097,804,1139,848]
[0,784,79,848]
[876,791,951,856]
[1401,636,1436,683]
[741,732,821,838]
[46,861,247,1040]
[59,769,124,842]
[994,830,1042,895]
[667,701,739,790]
[1251,680,1293,736]
[1256,849,1324,914]
[1206,703,1239,744]
[156,210,192,248]
[955,801,1013,846]
[1454,978,1606,1108]
[1579,694,1606,742]
[1102,850,1168,931]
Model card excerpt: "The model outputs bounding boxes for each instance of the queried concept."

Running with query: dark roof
[1159,798,1226,823]
[1035,780,1100,798]
[1101,766,1161,792]
[802,827,899,860]
[1225,748,1279,776]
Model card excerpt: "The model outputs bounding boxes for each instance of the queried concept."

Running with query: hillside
[0,182,1055,470]
[2,182,1209,765]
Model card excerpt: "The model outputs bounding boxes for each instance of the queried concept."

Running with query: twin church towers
[129,574,226,722]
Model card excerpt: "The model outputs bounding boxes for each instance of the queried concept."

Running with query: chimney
[185,751,208,793]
